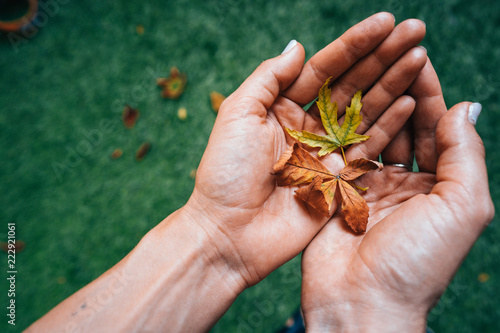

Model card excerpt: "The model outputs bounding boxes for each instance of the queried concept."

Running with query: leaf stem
[341,146,347,165]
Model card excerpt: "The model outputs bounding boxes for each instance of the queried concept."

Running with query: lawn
[0,0,499,332]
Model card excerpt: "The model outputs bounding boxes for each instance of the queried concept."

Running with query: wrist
[302,292,428,333]
[180,190,260,286]
[127,206,247,331]
[154,203,248,293]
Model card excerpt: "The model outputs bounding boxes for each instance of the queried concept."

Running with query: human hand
[180,13,428,290]
[300,59,495,332]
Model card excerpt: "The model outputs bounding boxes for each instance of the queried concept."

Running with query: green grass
[1,0,499,332]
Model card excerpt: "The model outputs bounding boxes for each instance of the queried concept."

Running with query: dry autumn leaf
[273,143,334,186]
[177,107,187,120]
[122,105,140,129]
[275,78,381,233]
[210,91,225,113]
[285,78,369,161]
[157,67,187,99]
[111,148,123,159]
[0,240,25,253]
[273,143,382,233]
[295,176,331,216]
[136,24,144,35]
[136,142,151,161]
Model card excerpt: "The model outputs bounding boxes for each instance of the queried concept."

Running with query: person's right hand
[300,59,495,332]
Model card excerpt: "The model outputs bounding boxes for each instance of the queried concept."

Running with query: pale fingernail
[418,45,427,53]
[468,103,482,125]
[281,39,297,54]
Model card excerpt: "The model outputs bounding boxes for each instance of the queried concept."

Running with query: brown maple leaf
[273,143,334,186]
[274,143,382,233]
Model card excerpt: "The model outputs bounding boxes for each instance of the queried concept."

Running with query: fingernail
[281,39,297,54]
[468,103,482,125]
[418,45,427,53]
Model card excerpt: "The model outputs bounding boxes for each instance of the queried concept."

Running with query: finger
[381,121,414,167]
[349,46,427,134]
[407,58,447,173]
[346,95,415,161]
[220,40,306,119]
[283,12,395,106]
[432,102,495,232]
[308,18,426,117]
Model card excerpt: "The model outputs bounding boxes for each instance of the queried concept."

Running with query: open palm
[300,60,495,331]
[187,14,429,287]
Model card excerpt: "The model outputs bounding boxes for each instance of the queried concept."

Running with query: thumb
[433,102,495,231]
[221,40,305,116]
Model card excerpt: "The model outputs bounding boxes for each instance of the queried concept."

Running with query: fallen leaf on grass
[210,91,225,113]
[478,273,490,283]
[111,148,123,159]
[0,241,25,253]
[136,142,151,161]
[285,78,369,160]
[177,107,188,120]
[157,67,187,99]
[122,105,140,129]
[136,24,144,35]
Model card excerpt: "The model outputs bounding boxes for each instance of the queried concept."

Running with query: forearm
[27,208,245,332]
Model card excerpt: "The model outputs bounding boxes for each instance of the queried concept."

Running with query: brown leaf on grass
[111,148,123,159]
[136,24,144,35]
[122,105,140,129]
[210,91,225,113]
[136,142,151,161]
[0,241,25,253]
[273,143,334,186]
[157,67,187,99]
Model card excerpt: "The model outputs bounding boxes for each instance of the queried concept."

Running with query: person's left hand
[182,13,428,289]
[300,58,495,332]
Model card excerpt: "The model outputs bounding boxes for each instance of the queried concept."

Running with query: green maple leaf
[285,78,370,159]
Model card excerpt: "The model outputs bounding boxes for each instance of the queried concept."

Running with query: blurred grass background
[0,0,499,332]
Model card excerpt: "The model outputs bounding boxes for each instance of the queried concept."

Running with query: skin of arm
[27,13,432,332]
